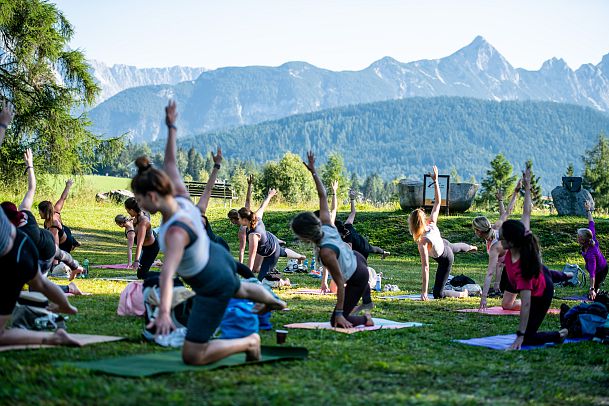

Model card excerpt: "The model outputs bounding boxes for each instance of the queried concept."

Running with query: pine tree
[525,160,543,207]
[478,154,518,211]
[565,163,575,177]
[583,133,609,208]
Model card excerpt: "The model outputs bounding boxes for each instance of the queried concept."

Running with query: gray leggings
[432,239,471,298]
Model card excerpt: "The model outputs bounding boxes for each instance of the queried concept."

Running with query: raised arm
[20,149,36,211]
[0,101,14,147]
[244,175,254,210]
[197,147,222,214]
[584,201,594,224]
[521,167,532,231]
[54,179,74,213]
[256,188,277,220]
[162,100,188,197]
[345,189,357,225]
[430,166,441,224]
[330,180,338,224]
[304,151,331,225]
[496,179,522,227]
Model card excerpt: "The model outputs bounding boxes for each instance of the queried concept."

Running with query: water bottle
[310,256,316,271]
[303,258,308,270]
[374,272,382,292]
[82,258,89,278]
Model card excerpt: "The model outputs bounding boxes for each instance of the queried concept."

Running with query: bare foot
[381,251,390,260]
[49,302,78,315]
[69,266,83,281]
[245,333,261,362]
[364,313,375,327]
[46,329,81,347]
[468,246,478,253]
[559,328,569,341]
[67,282,82,295]
[254,299,287,314]
[352,302,374,316]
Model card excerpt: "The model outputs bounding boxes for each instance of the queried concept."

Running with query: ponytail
[237,207,258,229]
[38,200,55,229]
[131,156,175,196]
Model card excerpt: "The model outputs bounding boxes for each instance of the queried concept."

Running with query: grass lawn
[0,194,608,405]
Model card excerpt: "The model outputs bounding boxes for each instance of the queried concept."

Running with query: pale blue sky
[54,0,609,71]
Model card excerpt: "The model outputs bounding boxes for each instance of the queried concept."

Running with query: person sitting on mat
[196,147,255,279]
[135,100,285,365]
[38,178,80,254]
[291,151,374,329]
[501,166,568,350]
[409,166,477,301]
[578,200,608,300]
[238,189,306,281]
[0,102,79,347]
[473,179,522,310]
[124,197,160,279]
[1,148,84,294]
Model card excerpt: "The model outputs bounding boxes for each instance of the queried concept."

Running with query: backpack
[449,274,477,287]
[11,303,66,331]
[561,302,608,337]
[219,298,260,338]
[558,264,587,287]
[142,284,195,342]
[117,281,145,316]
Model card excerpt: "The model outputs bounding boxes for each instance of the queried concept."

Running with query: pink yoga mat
[457,306,560,315]
[284,318,423,334]
[292,289,335,295]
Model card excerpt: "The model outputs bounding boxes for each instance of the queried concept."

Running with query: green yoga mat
[58,345,308,377]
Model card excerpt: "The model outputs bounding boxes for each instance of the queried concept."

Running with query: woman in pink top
[500,167,568,350]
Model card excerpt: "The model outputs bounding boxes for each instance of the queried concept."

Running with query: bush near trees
[583,133,609,209]
[477,153,518,211]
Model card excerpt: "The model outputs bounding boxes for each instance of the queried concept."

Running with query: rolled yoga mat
[57,345,308,377]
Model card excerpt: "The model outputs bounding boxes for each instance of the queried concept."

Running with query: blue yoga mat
[454,334,588,350]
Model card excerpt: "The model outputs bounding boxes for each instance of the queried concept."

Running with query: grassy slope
[0,179,608,405]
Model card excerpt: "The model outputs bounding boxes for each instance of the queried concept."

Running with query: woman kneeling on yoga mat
[291,151,373,329]
[500,166,568,350]
[124,197,159,279]
[409,166,477,301]
[134,100,285,365]
[0,102,79,347]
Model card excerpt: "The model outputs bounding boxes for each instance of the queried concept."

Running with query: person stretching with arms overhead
[137,100,285,365]
[500,166,568,350]
[473,180,522,311]
[291,152,373,328]
[578,200,607,300]
[409,166,477,301]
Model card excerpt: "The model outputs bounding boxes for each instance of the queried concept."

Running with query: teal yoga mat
[57,345,308,377]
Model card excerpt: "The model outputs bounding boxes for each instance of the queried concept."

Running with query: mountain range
[88,36,609,142]
[89,60,205,104]
[167,97,609,193]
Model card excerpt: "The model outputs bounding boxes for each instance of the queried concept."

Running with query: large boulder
[550,186,593,216]
[96,189,134,204]
[398,180,478,212]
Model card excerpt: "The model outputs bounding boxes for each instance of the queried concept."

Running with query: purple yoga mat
[454,334,588,350]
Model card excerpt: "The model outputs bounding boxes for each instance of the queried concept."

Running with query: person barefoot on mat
[1,148,84,293]
[38,178,80,254]
[238,188,305,281]
[409,166,477,301]
[501,166,568,350]
[578,200,607,300]
[473,179,522,311]
[135,100,285,365]
[291,151,374,329]
[0,102,79,347]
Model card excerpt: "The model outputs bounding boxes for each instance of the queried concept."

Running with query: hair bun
[135,156,152,174]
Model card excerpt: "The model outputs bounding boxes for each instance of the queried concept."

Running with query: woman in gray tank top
[133,101,285,366]
[408,166,477,300]
[291,152,373,329]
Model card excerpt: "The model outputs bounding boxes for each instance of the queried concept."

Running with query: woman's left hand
[132,260,139,270]
[508,336,524,350]
[148,312,176,337]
